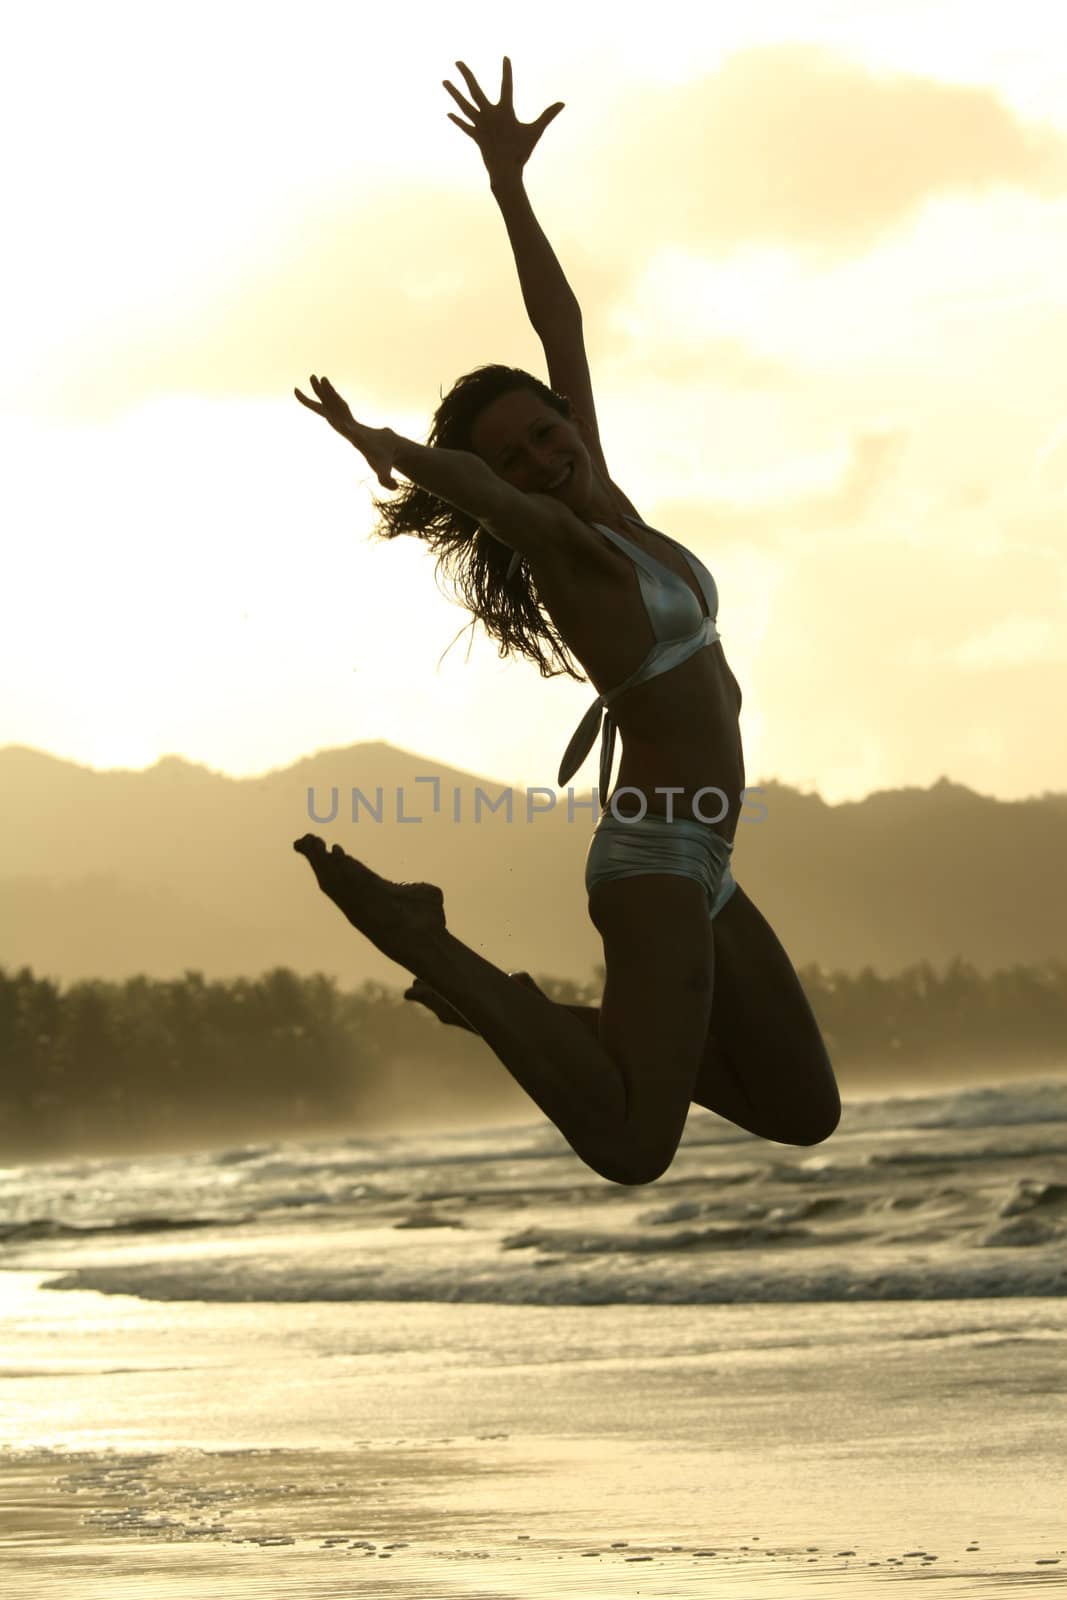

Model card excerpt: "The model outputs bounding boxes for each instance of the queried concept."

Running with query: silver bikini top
[557,515,720,797]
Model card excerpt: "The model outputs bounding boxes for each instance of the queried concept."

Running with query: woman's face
[469,387,591,507]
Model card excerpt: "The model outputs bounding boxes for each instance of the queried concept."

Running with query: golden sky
[2,0,1065,802]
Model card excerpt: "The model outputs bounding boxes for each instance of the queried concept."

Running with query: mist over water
[5,948,1064,1165]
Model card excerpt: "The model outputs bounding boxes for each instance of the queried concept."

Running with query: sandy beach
[2,1081,1066,1596]
[3,1291,1065,1597]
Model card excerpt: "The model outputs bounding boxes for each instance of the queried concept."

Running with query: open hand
[443,57,564,180]
[294,375,399,489]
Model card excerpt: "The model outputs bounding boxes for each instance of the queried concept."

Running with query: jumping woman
[294,58,840,1185]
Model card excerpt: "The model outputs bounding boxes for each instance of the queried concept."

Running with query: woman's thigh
[588,871,716,1179]
[694,885,841,1145]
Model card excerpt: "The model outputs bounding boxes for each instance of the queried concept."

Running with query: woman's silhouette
[294,58,839,1184]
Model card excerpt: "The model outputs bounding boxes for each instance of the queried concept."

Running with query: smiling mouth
[544,463,573,491]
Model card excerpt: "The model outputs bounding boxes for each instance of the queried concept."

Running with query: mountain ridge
[3,743,1064,985]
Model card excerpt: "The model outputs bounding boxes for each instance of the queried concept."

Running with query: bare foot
[405,971,543,1031]
[293,834,446,968]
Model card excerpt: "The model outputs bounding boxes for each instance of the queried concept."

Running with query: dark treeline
[1,960,1065,1160]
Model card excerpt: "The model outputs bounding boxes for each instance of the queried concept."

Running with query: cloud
[590,45,1067,258]
[21,45,1067,426]
[943,616,1067,670]
[620,430,1067,798]
[21,175,649,425]
[796,428,911,527]
[22,188,532,421]
[645,425,910,552]
[746,508,1067,800]
[603,331,794,389]
[1033,414,1067,492]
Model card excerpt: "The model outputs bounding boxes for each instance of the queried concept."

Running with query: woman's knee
[778,1095,841,1146]
[603,1155,675,1187]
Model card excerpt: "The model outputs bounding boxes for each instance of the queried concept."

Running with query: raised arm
[444,58,576,329]
[444,59,612,483]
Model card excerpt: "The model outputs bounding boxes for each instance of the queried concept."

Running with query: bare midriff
[531,505,746,845]
[609,643,745,840]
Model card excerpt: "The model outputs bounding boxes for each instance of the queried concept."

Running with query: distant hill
[2,743,1065,985]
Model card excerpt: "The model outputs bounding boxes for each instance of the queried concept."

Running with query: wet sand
[2,1277,1064,1597]
[2,1437,1064,1598]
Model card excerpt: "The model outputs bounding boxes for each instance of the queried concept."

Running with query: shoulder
[477,464,644,577]
[477,479,572,559]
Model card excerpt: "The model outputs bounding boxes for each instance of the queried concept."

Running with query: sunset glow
[3,0,1065,800]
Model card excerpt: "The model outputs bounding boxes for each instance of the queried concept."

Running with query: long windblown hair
[370,364,586,682]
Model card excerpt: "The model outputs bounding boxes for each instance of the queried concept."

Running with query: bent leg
[693,885,840,1145]
[295,836,711,1185]
[408,896,838,1148]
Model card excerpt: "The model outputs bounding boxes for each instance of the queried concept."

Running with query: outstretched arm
[444,57,577,331]
[293,374,567,560]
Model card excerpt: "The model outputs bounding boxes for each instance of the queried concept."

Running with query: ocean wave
[501,1223,822,1254]
[0,1214,243,1245]
[40,1253,1067,1306]
[207,1145,276,1166]
[904,1080,1067,1129]
[6,1080,1067,1304]
[999,1179,1067,1217]
[869,1144,1067,1175]
[979,1216,1062,1248]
